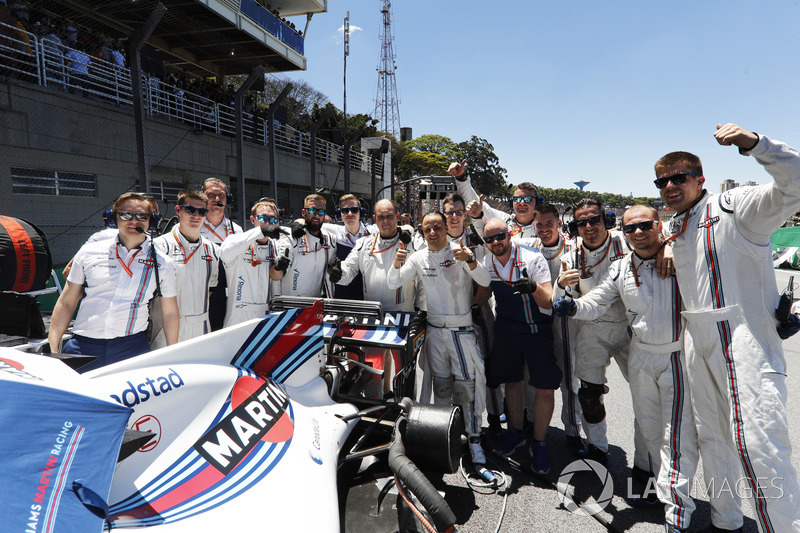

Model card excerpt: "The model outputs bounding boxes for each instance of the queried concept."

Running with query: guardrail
[0,21,381,175]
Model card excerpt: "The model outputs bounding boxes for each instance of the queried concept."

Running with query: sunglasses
[653,172,699,189]
[118,211,150,222]
[444,210,465,217]
[512,196,535,204]
[339,207,361,215]
[622,220,658,234]
[574,214,603,228]
[256,214,279,224]
[179,205,210,216]
[483,232,508,244]
[305,207,326,216]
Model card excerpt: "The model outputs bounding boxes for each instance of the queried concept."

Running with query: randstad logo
[109,368,185,407]
[556,459,614,516]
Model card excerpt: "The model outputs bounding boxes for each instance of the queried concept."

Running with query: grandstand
[0,0,389,264]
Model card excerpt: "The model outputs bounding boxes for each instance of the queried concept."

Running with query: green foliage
[396,134,462,178]
[536,187,658,209]
[457,136,509,196]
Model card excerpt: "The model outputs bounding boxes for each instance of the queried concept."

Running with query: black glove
[471,304,482,324]
[274,249,290,273]
[260,225,286,239]
[399,229,412,246]
[329,258,343,284]
[513,268,537,295]
[553,295,577,317]
[468,225,484,246]
[290,221,305,239]
[777,313,800,340]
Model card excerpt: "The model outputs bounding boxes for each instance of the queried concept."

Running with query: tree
[457,136,509,196]
[395,134,462,178]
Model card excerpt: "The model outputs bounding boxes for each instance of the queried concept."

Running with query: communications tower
[374,0,401,139]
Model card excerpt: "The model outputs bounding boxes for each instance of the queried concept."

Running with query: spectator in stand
[65,40,90,93]
[38,20,65,88]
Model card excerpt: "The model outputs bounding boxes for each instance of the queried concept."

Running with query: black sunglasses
[179,205,210,216]
[339,207,361,215]
[484,232,508,244]
[574,214,603,228]
[118,211,150,222]
[305,207,326,216]
[622,220,658,234]
[653,172,699,189]
[256,214,279,224]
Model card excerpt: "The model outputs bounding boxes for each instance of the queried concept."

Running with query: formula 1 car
[1,297,464,533]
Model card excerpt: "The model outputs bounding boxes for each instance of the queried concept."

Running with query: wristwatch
[467,253,477,265]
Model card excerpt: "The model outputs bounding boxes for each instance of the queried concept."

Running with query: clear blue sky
[282,1,800,198]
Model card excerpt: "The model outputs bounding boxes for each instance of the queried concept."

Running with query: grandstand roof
[48,0,327,77]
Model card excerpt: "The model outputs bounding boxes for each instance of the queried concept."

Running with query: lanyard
[630,256,644,287]
[539,237,565,261]
[661,208,691,245]
[303,233,327,253]
[203,218,233,241]
[173,230,201,264]
[369,233,397,255]
[116,245,142,277]
[580,238,611,278]
[249,244,273,266]
[491,246,519,287]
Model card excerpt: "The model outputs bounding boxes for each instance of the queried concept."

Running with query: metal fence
[0,20,381,175]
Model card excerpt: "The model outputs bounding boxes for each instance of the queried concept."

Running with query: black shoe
[628,491,660,509]
[566,435,589,458]
[632,465,655,485]
[698,526,743,533]
[487,414,504,439]
[586,444,607,466]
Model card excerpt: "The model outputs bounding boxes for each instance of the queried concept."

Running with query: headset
[565,211,616,238]
[103,209,161,230]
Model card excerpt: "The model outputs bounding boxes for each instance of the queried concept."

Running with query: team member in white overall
[654,123,800,533]
[273,194,337,297]
[325,194,372,300]
[447,160,538,240]
[200,178,243,331]
[556,198,652,475]
[528,202,588,458]
[387,212,491,465]
[555,205,699,532]
[152,189,219,347]
[219,198,282,327]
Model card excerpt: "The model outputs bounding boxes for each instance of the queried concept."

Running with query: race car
[1,297,463,533]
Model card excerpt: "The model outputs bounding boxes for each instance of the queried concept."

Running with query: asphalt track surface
[431,268,800,533]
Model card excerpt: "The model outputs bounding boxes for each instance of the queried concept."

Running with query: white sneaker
[469,438,486,465]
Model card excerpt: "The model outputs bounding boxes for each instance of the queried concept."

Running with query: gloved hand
[513,268,537,295]
[274,249,290,273]
[471,304,482,324]
[399,229,412,246]
[329,258,343,284]
[290,221,305,239]
[553,295,577,317]
[260,225,286,239]
[777,313,800,340]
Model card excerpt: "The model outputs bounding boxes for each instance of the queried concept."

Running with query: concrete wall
[0,80,381,264]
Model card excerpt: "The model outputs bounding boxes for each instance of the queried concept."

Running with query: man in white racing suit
[447,159,538,239]
[555,205,699,532]
[654,123,800,533]
[219,198,282,327]
[326,193,371,300]
[555,198,651,474]
[152,189,219,347]
[387,212,491,465]
[273,194,337,297]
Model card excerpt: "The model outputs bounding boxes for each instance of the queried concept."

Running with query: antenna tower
[374,0,400,139]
